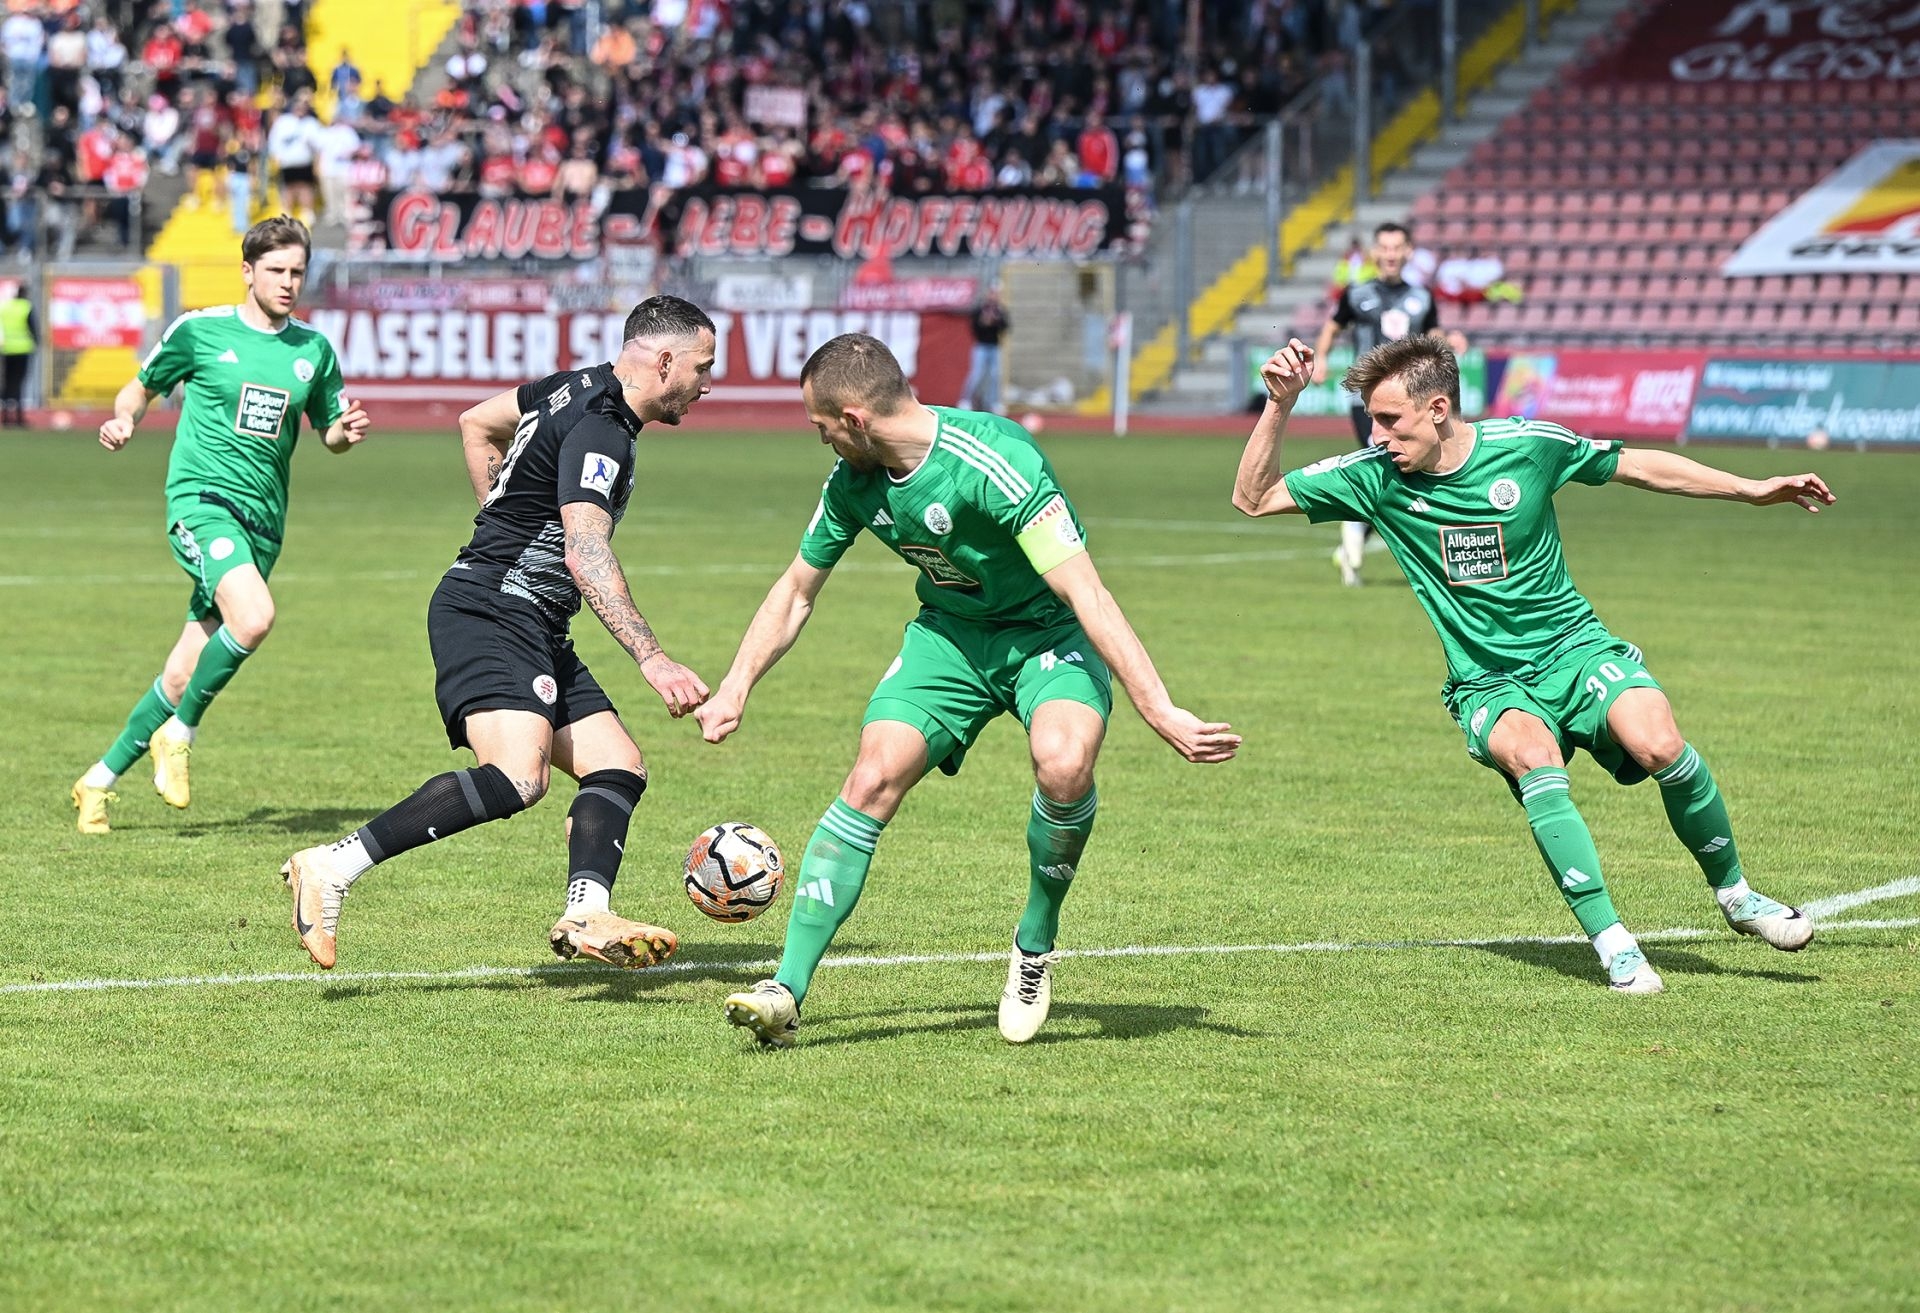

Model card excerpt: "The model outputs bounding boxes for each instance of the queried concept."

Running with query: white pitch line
[3,914,1915,999]
[0,544,1328,590]
[1801,876,1920,920]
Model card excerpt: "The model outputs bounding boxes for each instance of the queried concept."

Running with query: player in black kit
[1312,222,1444,586]
[280,296,717,970]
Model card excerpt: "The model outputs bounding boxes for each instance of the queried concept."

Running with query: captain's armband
[1015,494,1086,574]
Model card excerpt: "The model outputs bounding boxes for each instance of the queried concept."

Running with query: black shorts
[279,162,316,187]
[427,578,615,750]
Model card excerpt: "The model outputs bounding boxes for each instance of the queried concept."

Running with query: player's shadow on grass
[310,948,786,1005]
[176,806,379,839]
[1476,941,1819,987]
[801,1000,1265,1049]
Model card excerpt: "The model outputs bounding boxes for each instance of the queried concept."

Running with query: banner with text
[48,277,147,349]
[1687,358,1920,445]
[1492,350,1705,439]
[1723,141,1920,275]
[662,185,1131,260]
[356,184,1132,262]
[302,303,971,413]
[1582,0,1920,84]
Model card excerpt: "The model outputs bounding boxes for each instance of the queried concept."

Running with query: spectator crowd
[0,0,1425,258]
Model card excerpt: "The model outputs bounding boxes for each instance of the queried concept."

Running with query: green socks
[1653,744,1743,889]
[1017,787,1097,954]
[774,799,887,1005]
[1517,767,1622,938]
[176,625,253,728]
[101,677,180,776]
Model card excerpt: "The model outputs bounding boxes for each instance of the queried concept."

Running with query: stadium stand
[2,0,1420,263]
[1404,5,1920,353]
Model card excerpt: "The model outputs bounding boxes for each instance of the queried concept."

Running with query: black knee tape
[574,768,646,814]
[469,763,530,821]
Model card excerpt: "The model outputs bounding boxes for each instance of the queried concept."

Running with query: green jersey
[139,305,348,534]
[799,407,1088,627]
[1282,417,1623,685]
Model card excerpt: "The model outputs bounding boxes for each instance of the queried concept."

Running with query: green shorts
[1447,632,1663,786]
[166,497,282,622]
[864,609,1114,777]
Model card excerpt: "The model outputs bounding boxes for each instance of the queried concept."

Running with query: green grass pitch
[2,427,1916,1312]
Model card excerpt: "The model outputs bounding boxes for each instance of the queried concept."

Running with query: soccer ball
[684,821,785,922]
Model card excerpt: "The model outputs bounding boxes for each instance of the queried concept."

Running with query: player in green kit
[1233,335,1833,994]
[695,333,1240,1046]
[70,216,370,833]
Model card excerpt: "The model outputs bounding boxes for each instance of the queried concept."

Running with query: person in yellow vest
[0,278,34,428]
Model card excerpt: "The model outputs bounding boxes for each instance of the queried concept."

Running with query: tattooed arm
[458,387,525,505]
[561,502,710,717]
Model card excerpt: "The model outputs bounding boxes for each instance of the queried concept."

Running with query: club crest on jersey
[532,675,558,705]
[293,358,315,382]
[233,382,290,440]
[1488,478,1522,511]
[923,503,953,534]
[581,453,619,496]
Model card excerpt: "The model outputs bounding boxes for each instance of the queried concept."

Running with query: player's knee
[1030,727,1099,798]
[841,759,908,818]
[1627,728,1687,774]
[512,770,550,808]
[160,655,195,698]
[224,601,275,648]
[1032,747,1097,801]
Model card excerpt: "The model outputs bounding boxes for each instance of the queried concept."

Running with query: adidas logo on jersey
[1409,496,1430,513]
[217,349,240,364]
[872,509,893,528]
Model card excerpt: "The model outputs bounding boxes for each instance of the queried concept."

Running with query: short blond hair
[800,333,914,416]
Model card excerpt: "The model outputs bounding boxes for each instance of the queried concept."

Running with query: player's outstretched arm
[1041,552,1240,764]
[1231,339,1315,518]
[695,553,833,745]
[561,501,710,718]
[458,387,525,503]
[98,378,160,450]
[1612,448,1835,512]
[322,398,371,453]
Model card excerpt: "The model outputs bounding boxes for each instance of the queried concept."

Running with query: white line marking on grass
[4,915,1915,998]
[1801,876,1920,920]
[0,545,1329,590]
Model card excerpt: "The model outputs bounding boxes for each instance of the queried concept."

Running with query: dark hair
[242,215,311,264]
[623,295,716,345]
[1373,221,1412,242]
[800,333,914,416]
[1343,335,1460,412]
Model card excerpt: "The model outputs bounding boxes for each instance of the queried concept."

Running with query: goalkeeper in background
[1234,334,1829,994]
[70,216,370,832]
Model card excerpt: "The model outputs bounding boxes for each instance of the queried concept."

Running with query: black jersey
[443,362,642,624]
[1333,277,1440,358]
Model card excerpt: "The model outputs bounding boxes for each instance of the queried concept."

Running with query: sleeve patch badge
[581,453,620,496]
